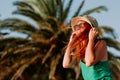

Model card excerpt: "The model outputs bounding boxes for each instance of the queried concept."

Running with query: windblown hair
[68,23,92,60]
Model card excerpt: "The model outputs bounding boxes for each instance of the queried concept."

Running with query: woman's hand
[89,28,99,41]
[69,32,76,42]
[70,30,81,42]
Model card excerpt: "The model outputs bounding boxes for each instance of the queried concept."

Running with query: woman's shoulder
[95,39,107,50]
[95,39,108,61]
[96,38,106,45]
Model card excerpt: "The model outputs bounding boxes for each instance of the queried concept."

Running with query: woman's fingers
[89,28,99,40]
[91,28,98,34]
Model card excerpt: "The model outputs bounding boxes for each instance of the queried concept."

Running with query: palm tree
[0,0,120,80]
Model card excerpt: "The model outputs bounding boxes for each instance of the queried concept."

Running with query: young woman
[62,15,113,80]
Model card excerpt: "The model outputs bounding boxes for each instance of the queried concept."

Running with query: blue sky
[0,0,120,56]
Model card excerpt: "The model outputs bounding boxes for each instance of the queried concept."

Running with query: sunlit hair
[68,22,92,60]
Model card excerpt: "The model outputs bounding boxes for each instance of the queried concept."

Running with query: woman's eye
[74,25,80,29]
[73,23,86,31]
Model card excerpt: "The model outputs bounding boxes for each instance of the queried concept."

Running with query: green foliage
[0,0,120,80]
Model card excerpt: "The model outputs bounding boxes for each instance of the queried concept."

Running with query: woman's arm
[85,40,107,66]
[85,38,95,66]
[62,44,76,68]
[85,28,107,66]
[62,32,77,68]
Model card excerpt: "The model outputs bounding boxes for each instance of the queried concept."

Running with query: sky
[0,0,120,56]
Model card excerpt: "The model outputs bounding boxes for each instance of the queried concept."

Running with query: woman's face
[73,20,91,34]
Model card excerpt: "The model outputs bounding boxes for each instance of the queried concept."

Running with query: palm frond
[103,37,120,50]
[99,26,117,39]
[13,9,43,21]
[0,18,37,35]
[11,53,41,80]
[62,0,73,22]
[56,0,63,23]
[13,1,34,11]
[81,6,108,15]
[73,0,85,17]
[0,0,120,80]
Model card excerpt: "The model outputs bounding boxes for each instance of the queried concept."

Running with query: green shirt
[80,61,113,80]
